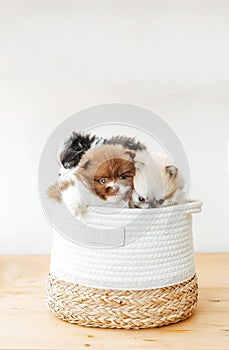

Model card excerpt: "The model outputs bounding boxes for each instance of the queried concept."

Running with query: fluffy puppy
[47,132,102,205]
[49,144,136,218]
[129,152,185,208]
[77,144,136,204]
[57,133,144,178]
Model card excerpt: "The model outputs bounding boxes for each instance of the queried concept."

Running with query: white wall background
[1,0,229,254]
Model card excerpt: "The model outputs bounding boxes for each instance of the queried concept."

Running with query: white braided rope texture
[50,200,202,290]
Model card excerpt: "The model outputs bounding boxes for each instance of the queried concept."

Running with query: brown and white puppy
[129,152,185,208]
[77,144,136,205]
[48,144,136,218]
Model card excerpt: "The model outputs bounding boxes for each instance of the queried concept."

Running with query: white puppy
[129,152,185,208]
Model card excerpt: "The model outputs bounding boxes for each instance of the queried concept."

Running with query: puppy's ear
[125,150,136,161]
[166,165,178,177]
[91,137,105,149]
[135,161,145,169]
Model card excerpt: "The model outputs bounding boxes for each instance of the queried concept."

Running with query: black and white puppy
[58,133,145,175]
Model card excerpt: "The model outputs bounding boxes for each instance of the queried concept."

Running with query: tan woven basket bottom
[47,274,198,329]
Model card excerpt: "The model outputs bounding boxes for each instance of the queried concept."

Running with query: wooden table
[0,254,228,350]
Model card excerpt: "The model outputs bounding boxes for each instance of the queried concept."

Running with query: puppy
[48,144,136,218]
[129,152,185,208]
[77,144,136,205]
[47,131,102,208]
[57,133,144,178]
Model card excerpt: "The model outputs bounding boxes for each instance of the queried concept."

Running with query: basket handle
[185,200,203,215]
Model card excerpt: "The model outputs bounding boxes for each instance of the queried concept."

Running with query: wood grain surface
[0,254,228,350]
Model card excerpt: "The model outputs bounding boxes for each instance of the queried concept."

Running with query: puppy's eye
[100,178,107,184]
[120,174,126,180]
[63,162,70,169]
[157,199,164,205]
[138,196,145,202]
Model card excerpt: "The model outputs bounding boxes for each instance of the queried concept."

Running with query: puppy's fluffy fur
[57,132,102,170]
[59,134,145,170]
[105,135,146,152]
[48,144,136,218]
[129,152,185,208]
[51,132,103,210]
[48,132,185,217]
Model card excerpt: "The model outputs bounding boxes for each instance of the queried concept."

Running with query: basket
[47,200,202,329]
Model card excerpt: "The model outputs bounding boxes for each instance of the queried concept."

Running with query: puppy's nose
[113,185,119,194]
[149,201,158,208]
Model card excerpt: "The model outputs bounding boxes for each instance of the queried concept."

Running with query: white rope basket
[47,200,202,328]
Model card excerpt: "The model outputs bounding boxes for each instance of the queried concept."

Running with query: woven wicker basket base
[47,274,198,329]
